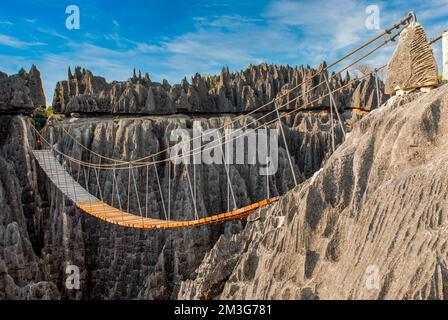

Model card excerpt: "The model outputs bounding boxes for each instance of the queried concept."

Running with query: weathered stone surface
[386,22,439,94]
[351,73,386,111]
[0,66,46,114]
[179,84,448,300]
[41,110,349,299]
[53,64,387,115]
[0,116,59,299]
[28,65,46,108]
[2,67,442,300]
[1,103,352,299]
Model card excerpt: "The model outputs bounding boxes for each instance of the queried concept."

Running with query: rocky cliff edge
[179,83,448,300]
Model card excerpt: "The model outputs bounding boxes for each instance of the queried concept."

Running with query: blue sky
[0,0,447,104]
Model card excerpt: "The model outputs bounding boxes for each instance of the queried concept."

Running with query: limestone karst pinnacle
[0,65,46,114]
[1,6,447,302]
[52,63,388,115]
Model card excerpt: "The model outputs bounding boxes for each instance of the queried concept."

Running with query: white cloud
[37,28,69,41]
[4,0,446,106]
[416,0,448,20]
[264,0,370,49]
[6,2,378,103]
[193,15,262,29]
[0,34,46,48]
[135,42,164,53]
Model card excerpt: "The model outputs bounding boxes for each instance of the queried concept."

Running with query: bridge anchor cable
[323,73,346,140]
[275,103,298,187]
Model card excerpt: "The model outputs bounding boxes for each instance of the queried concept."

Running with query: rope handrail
[33,149,277,228]
[429,31,446,45]
[92,26,447,170]
[32,66,388,230]
[37,64,386,171]
[45,13,414,167]
[31,13,448,230]
[43,30,400,170]
[37,15,443,172]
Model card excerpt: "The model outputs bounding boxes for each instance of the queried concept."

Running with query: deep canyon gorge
[0,52,447,299]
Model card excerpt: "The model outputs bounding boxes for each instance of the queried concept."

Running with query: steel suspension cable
[51,15,413,168]
[275,102,298,187]
[37,21,415,173]
[111,166,116,207]
[185,163,199,220]
[130,166,144,223]
[32,65,391,222]
[265,126,270,199]
[35,64,386,173]
[153,163,168,220]
[127,63,388,169]
[168,162,171,220]
[54,32,400,171]
[111,168,124,222]
[145,164,149,218]
[323,73,346,139]
[221,125,237,210]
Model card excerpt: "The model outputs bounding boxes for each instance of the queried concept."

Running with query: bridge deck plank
[33,150,276,229]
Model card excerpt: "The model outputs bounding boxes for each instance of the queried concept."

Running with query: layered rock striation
[386,22,439,94]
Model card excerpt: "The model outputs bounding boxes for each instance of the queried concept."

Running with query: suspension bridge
[31,12,443,229]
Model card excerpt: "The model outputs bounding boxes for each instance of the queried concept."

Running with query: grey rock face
[37,110,348,299]
[351,73,386,111]
[179,84,448,300]
[53,64,387,115]
[0,63,389,300]
[0,66,46,114]
[0,104,352,300]
[386,22,439,94]
[0,116,59,299]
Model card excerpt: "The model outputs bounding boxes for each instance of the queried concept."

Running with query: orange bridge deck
[33,150,277,229]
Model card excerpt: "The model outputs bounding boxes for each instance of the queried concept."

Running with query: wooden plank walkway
[33,150,277,229]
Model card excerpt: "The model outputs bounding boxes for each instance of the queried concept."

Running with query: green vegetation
[200,74,221,91]
[46,106,63,119]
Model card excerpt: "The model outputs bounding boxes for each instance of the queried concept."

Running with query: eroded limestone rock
[0,116,59,299]
[179,83,448,300]
[1,105,352,299]
[0,66,46,114]
[386,22,439,94]
[53,64,387,115]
